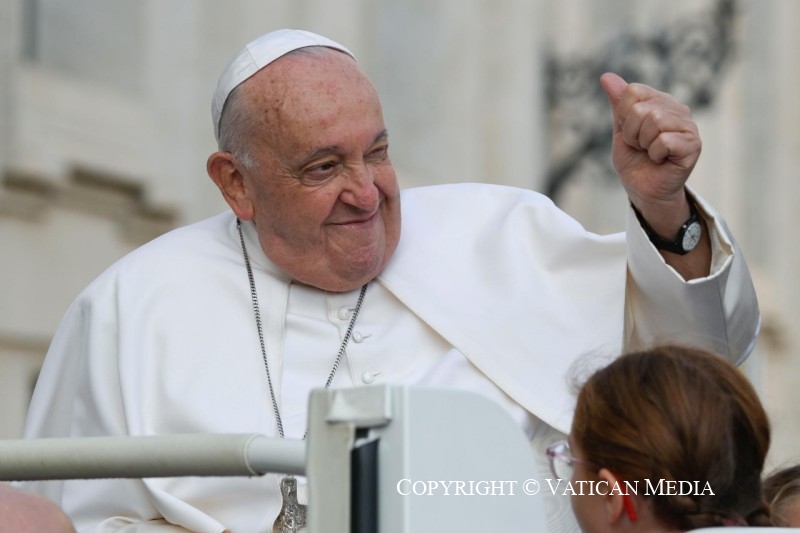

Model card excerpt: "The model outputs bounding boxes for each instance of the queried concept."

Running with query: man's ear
[207,151,255,220]
[597,468,630,525]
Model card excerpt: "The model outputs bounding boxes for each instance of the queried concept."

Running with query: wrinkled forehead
[246,47,370,107]
[211,29,355,140]
[239,49,384,156]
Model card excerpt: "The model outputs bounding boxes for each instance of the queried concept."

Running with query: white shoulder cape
[20,183,759,532]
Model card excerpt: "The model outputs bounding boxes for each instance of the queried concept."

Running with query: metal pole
[0,434,305,481]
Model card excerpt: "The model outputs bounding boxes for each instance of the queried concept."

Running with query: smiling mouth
[333,210,379,227]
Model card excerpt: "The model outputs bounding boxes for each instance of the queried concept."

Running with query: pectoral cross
[273,476,307,533]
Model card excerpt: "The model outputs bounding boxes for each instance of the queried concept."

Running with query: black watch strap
[633,194,703,255]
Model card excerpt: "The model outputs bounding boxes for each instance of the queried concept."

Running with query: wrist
[632,191,703,255]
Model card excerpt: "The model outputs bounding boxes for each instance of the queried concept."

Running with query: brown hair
[572,344,772,529]
[763,464,800,526]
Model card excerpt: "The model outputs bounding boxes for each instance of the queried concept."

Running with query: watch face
[682,221,703,251]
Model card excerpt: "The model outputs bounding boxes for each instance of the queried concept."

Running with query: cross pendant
[273,476,308,533]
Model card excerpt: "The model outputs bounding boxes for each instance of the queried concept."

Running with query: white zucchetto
[211,29,354,141]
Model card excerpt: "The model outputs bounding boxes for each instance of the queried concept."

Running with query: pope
[20,29,758,532]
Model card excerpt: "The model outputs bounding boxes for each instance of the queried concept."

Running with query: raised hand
[600,72,709,277]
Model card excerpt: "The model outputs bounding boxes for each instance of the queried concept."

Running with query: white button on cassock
[353,331,369,343]
[337,306,351,320]
[361,372,376,384]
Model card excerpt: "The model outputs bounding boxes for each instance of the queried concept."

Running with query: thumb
[599,72,628,121]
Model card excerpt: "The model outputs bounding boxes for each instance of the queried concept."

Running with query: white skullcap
[211,29,355,141]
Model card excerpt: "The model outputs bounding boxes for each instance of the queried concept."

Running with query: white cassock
[20,183,759,533]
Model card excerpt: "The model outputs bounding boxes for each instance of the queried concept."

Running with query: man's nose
[340,162,379,210]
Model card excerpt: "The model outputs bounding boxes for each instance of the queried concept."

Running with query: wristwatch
[633,196,703,255]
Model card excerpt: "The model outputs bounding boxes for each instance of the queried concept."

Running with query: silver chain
[237,219,368,439]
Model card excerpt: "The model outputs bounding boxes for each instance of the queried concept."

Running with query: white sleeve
[624,189,760,364]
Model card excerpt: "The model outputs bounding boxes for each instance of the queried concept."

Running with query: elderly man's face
[229,49,401,292]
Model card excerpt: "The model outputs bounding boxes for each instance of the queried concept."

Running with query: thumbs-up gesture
[600,72,710,277]
[600,73,701,226]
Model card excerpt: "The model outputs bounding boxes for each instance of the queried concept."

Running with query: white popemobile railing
[0,433,305,480]
[0,386,549,532]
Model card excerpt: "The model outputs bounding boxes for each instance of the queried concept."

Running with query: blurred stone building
[1,0,797,472]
